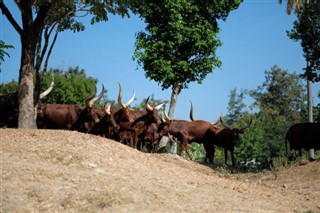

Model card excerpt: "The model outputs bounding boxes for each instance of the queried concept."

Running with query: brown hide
[114,97,164,150]
[37,104,84,129]
[90,103,118,138]
[160,119,213,160]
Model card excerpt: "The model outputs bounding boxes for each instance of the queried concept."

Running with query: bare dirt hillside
[1,128,320,213]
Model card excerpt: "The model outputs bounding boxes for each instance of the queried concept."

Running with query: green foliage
[249,65,306,123]
[41,67,105,106]
[33,1,133,33]
[226,88,248,123]
[0,40,14,65]
[188,142,206,162]
[287,2,320,82]
[133,0,242,92]
[224,66,308,170]
[0,80,18,95]
[215,164,231,178]
[0,67,104,107]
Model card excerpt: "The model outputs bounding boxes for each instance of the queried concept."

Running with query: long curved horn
[239,118,253,131]
[118,81,135,108]
[219,116,233,130]
[163,105,171,122]
[40,78,54,99]
[89,84,105,107]
[189,100,194,121]
[85,85,97,107]
[211,117,220,125]
[124,89,136,107]
[118,81,125,108]
[103,101,112,115]
[155,101,166,110]
[145,96,153,111]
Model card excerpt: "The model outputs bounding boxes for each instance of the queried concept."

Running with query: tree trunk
[18,35,38,129]
[168,82,181,118]
[166,82,182,154]
[307,60,314,159]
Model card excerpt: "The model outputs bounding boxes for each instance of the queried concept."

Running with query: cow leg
[185,143,193,161]
[224,148,228,165]
[230,149,236,168]
[203,142,214,164]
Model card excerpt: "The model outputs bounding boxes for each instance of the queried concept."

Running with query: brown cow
[116,96,165,150]
[160,107,213,160]
[130,96,165,150]
[110,81,136,143]
[89,101,118,138]
[37,85,104,131]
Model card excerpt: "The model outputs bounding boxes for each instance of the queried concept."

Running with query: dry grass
[1,128,320,213]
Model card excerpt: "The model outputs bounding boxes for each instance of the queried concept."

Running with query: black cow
[206,117,252,167]
[285,122,320,160]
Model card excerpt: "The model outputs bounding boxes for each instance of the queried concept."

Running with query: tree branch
[0,1,22,35]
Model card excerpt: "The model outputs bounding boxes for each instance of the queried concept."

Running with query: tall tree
[250,65,306,123]
[280,0,319,159]
[287,1,320,121]
[225,88,247,123]
[247,66,306,165]
[133,0,241,118]
[0,1,134,128]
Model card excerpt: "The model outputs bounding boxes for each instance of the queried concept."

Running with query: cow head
[85,84,105,124]
[103,101,118,129]
[157,104,174,135]
[145,96,165,124]
[71,85,105,133]
[219,116,252,144]
[117,81,136,123]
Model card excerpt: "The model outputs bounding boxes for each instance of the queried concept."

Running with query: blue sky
[1,1,319,122]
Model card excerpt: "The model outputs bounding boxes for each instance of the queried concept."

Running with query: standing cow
[37,85,104,131]
[189,101,252,167]
[285,122,320,160]
[206,117,252,167]
[160,105,213,161]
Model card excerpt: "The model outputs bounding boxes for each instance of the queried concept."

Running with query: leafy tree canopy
[287,1,320,82]
[133,0,242,92]
[40,67,103,106]
[249,65,306,122]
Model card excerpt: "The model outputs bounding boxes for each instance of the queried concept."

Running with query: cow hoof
[309,158,316,162]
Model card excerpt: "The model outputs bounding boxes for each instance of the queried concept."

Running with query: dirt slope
[1,128,320,213]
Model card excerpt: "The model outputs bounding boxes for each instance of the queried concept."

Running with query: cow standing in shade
[285,122,320,160]
[188,101,252,167]
[206,117,252,167]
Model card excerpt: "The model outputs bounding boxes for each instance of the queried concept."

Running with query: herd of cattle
[1,81,319,166]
